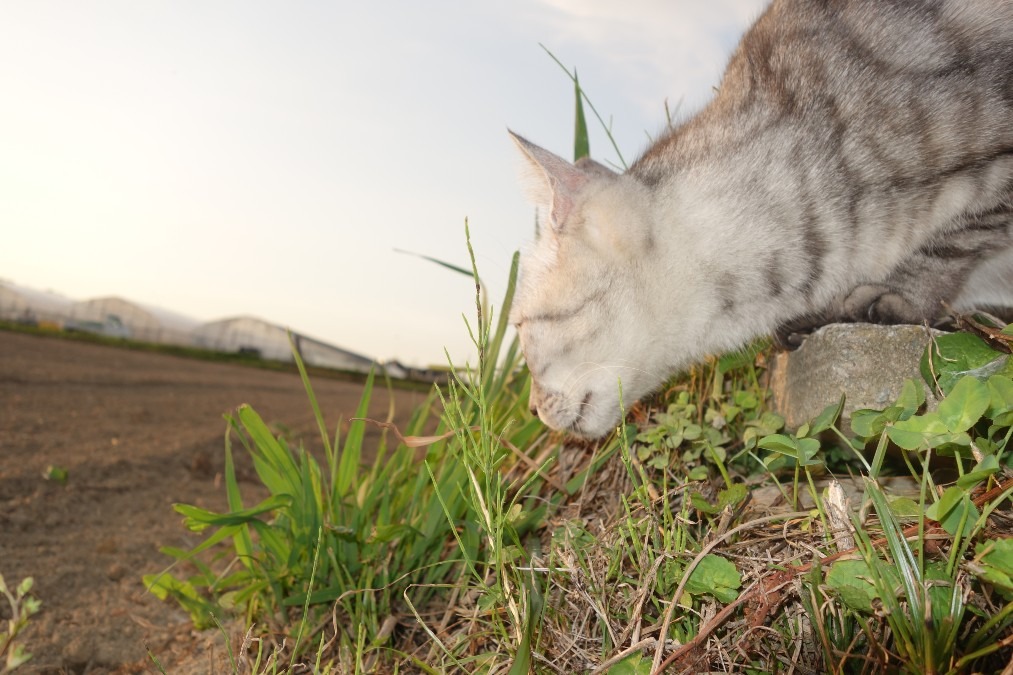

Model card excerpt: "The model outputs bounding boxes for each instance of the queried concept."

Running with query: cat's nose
[529,404,539,419]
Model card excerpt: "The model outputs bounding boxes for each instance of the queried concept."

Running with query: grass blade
[336,369,375,498]
[573,70,589,161]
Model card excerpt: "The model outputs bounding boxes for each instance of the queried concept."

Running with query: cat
[510,0,1013,439]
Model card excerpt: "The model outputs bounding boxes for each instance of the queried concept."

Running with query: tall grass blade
[146,649,169,674]
[484,252,521,399]
[540,44,627,168]
[291,526,324,662]
[174,495,292,528]
[223,426,255,568]
[336,369,375,498]
[288,332,333,459]
[393,248,474,278]
[235,406,301,494]
[209,612,239,674]
[573,70,590,161]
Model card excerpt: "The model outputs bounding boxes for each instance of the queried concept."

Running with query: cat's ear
[509,131,599,232]
[575,156,617,179]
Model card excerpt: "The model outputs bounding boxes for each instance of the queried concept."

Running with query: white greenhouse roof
[192,316,375,371]
[71,296,200,332]
[0,279,75,314]
[2,281,375,371]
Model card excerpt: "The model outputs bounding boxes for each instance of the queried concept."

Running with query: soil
[0,330,429,673]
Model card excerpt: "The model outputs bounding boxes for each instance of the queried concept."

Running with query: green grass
[142,71,1013,673]
[142,290,1013,673]
[142,229,1013,672]
[143,228,568,671]
[144,365,467,668]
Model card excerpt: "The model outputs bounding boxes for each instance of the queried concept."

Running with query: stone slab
[768,323,941,432]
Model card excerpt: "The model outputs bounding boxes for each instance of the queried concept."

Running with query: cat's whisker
[564,362,654,392]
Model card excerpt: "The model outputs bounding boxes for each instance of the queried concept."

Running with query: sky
[0,0,768,367]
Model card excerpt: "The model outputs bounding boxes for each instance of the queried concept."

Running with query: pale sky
[0,0,767,367]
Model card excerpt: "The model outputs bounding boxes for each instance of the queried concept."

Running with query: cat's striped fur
[511,0,1013,438]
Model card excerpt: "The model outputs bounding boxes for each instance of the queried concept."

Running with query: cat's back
[636,0,1013,189]
[731,0,1013,82]
[759,0,1013,56]
[727,0,1013,134]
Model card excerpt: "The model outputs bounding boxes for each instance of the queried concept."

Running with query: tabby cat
[511,0,1013,438]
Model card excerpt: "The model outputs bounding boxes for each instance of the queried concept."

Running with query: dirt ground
[0,330,429,673]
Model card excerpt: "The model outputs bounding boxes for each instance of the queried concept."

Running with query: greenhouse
[2,281,377,374]
[191,316,375,373]
[67,296,198,345]
[0,280,74,327]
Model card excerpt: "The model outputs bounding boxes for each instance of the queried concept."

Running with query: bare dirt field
[0,330,429,673]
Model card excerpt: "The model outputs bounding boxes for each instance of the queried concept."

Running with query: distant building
[382,359,450,384]
[191,316,375,373]
[381,360,409,380]
[0,280,74,327]
[68,296,198,345]
[1,281,383,374]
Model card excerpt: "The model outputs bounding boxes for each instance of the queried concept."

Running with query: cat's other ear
[509,131,599,233]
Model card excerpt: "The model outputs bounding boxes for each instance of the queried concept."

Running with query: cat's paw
[869,294,925,323]
[842,285,927,324]
[841,284,888,320]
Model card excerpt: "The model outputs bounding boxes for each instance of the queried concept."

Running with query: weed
[144,224,557,671]
[0,573,40,673]
[144,359,462,668]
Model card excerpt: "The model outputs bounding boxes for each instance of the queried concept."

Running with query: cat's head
[509,132,666,438]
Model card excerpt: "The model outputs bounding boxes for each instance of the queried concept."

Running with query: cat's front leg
[774,279,952,349]
[842,207,1012,325]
